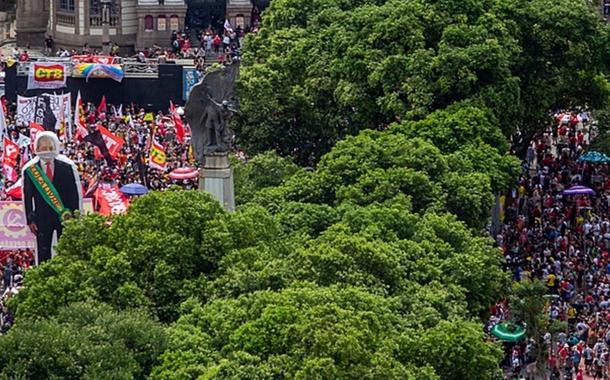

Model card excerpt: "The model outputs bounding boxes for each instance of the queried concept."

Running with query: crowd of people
[489,109,610,379]
[0,100,205,203]
[17,22,248,68]
[0,249,33,334]
[5,25,246,81]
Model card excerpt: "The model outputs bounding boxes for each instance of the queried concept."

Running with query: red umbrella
[169,167,199,180]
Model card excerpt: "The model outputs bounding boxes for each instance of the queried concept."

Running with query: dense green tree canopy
[11,191,232,322]
[0,301,166,380]
[152,286,501,380]
[235,0,609,162]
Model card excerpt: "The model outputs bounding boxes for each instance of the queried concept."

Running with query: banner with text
[17,94,71,132]
[94,184,129,216]
[27,63,67,90]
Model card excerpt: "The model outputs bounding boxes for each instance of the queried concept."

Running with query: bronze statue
[185,62,239,164]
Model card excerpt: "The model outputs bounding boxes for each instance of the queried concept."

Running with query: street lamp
[100,0,112,54]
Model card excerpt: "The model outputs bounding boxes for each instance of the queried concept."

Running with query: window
[158,15,167,31]
[89,0,118,16]
[235,15,245,29]
[59,0,75,12]
[144,15,154,31]
[169,15,179,31]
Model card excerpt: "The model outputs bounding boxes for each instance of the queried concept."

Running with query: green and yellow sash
[25,163,69,217]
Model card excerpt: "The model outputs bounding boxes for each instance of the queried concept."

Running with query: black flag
[84,127,114,167]
[41,96,57,132]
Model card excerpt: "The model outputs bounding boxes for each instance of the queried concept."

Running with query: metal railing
[14,54,222,78]
[56,12,75,25]
[89,15,119,27]
[16,61,161,78]
[123,62,159,77]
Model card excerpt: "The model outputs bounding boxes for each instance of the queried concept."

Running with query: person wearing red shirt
[570,113,579,128]
[18,50,29,62]
[577,130,585,145]
[213,34,222,53]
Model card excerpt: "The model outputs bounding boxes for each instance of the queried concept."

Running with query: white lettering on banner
[34,96,47,125]
[16,94,71,131]
[102,188,127,214]
[102,133,119,153]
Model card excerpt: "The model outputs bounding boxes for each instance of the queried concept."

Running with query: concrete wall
[16,0,49,47]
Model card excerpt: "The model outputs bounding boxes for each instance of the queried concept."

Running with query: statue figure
[185,62,239,164]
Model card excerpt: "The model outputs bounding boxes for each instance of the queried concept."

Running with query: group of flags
[0,91,189,186]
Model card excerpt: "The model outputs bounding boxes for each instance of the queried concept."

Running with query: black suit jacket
[23,159,80,226]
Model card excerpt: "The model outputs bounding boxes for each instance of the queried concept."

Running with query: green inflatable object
[491,323,526,342]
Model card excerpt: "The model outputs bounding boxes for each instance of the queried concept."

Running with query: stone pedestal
[199,153,235,211]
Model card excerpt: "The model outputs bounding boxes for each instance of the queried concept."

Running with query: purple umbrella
[563,185,596,196]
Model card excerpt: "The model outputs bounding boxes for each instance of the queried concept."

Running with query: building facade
[16,0,266,53]
[16,0,49,47]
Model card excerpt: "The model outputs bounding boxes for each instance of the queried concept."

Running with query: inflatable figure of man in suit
[22,131,82,264]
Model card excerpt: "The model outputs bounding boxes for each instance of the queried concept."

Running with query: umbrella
[119,183,149,196]
[578,151,610,163]
[563,185,595,196]
[491,323,526,343]
[169,167,199,180]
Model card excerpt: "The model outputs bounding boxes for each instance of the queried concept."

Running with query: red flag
[3,137,19,167]
[94,183,129,216]
[170,101,185,144]
[97,95,107,115]
[93,125,124,160]
[29,122,44,150]
[3,137,19,183]
[5,179,22,199]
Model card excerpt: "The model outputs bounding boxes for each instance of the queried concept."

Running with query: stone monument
[184,62,239,211]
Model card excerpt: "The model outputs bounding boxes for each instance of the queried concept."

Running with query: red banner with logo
[27,63,67,90]
[94,184,129,216]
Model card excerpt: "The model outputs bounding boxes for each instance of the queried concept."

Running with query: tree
[399,319,504,380]
[492,0,610,154]
[391,104,508,155]
[153,286,440,380]
[210,199,509,316]
[11,190,232,323]
[235,0,609,162]
[0,301,166,380]
[509,280,550,376]
[233,151,299,206]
